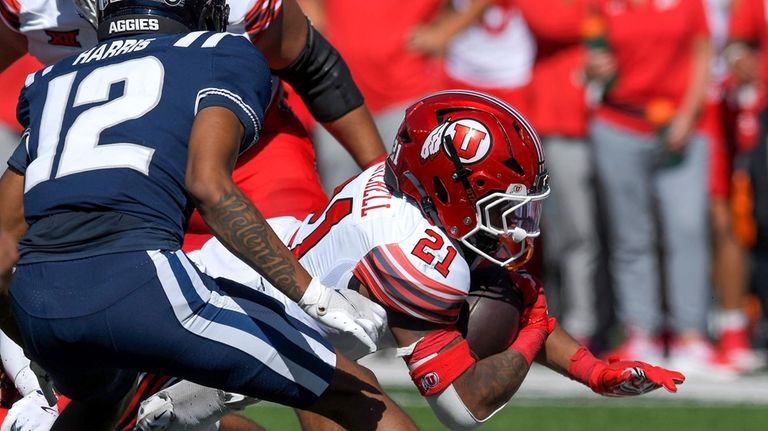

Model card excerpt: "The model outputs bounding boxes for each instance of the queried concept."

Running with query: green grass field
[240,388,768,431]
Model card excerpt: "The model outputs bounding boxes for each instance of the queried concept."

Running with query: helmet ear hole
[433,177,449,204]
[503,158,525,176]
[398,127,411,144]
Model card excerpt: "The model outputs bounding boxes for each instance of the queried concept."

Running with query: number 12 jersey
[10,32,272,263]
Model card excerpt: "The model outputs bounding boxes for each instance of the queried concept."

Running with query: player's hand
[0,390,58,431]
[589,357,686,396]
[508,270,539,307]
[299,278,387,354]
[508,284,555,365]
[585,48,617,82]
[517,285,556,335]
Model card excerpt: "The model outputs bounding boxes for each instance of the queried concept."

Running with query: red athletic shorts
[183,101,329,252]
[700,99,730,199]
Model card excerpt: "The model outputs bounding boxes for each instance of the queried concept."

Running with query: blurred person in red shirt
[516,0,604,348]
[306,0,445,194]
[700,0,765,372]
[727,0,768,360]
[585,0,724,376]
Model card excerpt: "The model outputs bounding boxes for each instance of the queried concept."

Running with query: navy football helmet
[76,0,229,40]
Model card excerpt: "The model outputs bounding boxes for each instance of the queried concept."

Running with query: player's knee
[308,354,389,430]
[328,353,382,396]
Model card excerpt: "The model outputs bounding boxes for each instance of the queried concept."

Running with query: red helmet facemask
[386,90,549,268]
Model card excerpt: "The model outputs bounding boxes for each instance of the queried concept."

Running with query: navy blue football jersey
[10,31,272,262]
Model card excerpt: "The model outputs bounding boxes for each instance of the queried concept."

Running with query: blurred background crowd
[2,0,768,379]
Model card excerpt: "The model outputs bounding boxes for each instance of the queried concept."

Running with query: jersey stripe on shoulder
[24,71,35,87]
[194,87,261,147]
[201,32,229,48]
[353,245,465,324]
[244,0,282,40]
[0,0,21,32]
[173,31,207,47]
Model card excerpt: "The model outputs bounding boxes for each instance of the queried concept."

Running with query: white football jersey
[194,162,472,327]
[0,0,281,65]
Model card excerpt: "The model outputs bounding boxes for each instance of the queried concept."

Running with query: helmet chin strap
[402,171,443,228]
[441,134,476,205]
[503,239,535,271]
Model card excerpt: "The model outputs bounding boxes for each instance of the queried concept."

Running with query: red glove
[508,285,556,365]
[508,270,540,308]
[568,347,686,396]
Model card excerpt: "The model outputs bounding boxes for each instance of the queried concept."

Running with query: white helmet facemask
[460,183,550,267]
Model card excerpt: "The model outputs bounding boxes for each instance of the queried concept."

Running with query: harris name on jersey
[73,37,154,65]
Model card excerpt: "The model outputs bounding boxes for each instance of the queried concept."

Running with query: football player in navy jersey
[0,1,417,430]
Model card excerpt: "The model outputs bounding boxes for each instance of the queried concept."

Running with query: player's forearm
[452,348,530,420]
[535,323,583,377]
[678,35,710,120]
[194,181,312,302]
[320,105,387,168]
[439,0,493,42]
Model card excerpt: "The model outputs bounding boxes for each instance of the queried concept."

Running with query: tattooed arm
[388,318,532,423]
[185,106,311,301]
[185,107,386,352]
[444,336,530,420]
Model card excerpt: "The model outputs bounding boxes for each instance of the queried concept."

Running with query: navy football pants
[10,249,336,408]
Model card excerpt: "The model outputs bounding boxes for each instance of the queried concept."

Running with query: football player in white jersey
[133,91,686,431]
[0,1,390,429]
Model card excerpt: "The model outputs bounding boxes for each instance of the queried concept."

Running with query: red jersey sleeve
[517,0,587,43]
[0,0,21,32]
[728,0,762,42]
[689,0,709,37]
[243,0,283,40]
[352,243,469,324]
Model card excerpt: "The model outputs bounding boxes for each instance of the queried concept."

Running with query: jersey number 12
[25,57,163,192]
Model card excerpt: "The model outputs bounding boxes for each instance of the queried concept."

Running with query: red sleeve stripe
[0,0,20,31]
[354,258,436,322]
[372,248,465,312]
[354,249,464,323]
[383,244,466,298]
[244,0,282,39]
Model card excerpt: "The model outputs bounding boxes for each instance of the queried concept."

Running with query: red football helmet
[386,90,549,268]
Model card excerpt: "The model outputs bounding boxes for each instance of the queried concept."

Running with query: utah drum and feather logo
[421,119,492,164]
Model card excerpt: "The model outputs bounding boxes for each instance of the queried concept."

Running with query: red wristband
[508,328,547,365]
[407,339,476,396]
[567,346,603,386]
